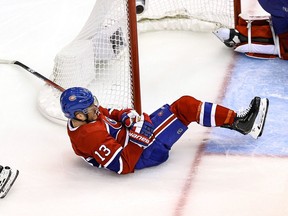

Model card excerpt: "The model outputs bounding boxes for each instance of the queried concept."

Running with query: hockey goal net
[37,0,241,124]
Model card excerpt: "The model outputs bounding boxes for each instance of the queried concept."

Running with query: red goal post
[37,0,241,124]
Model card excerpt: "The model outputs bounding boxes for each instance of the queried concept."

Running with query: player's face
[85,104,99,121]
[81,96,100,121]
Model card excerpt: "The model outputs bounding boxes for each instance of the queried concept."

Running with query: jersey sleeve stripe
[105,121,110,133]
[108,108,115,115]
[117,157,123,174]
[104,147,122,168]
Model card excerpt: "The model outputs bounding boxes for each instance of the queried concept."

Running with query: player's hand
[129,113,154,148]
[121,109,140,128]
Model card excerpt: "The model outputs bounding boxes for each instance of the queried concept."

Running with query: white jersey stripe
[153,114,177,138]
[210,104,217,126]
[104,147,122,168]
[117,157,123,174]
[199,103,205,125]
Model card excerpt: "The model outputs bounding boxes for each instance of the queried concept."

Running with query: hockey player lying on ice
[60,87,269,175]
[213,0,288,60]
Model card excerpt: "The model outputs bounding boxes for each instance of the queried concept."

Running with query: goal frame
[128,0,142,113]
[37,0,243,124]
[234,0,242,28]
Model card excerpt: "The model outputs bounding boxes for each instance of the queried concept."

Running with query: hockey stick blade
[0,59,65,92]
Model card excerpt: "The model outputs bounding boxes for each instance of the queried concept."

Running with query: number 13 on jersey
[95,144,111,161]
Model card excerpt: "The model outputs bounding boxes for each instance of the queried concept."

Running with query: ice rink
[1,1,288,216]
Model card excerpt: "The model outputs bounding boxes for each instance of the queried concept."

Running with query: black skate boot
[222,97,269,139]
[213,28,241,48]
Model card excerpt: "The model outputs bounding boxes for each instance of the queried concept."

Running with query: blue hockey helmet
[60,87,98,119]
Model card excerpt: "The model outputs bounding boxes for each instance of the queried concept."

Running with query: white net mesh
[38,0,134,124]
[137,0,236,32]
[37,0,238,124]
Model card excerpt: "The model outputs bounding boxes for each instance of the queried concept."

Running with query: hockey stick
[0,59,65,92]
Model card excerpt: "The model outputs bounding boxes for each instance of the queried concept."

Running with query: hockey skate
[0,166,19,198]
[223,97,269,139]
[213,28,241,48]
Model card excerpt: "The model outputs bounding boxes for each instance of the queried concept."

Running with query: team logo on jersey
[104,116,117,125]
[69,95,76,101]
[103,116,122,131]
[177,128,184,134]
[157,111,163,117]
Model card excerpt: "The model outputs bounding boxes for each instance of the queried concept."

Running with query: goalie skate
[0,166,19,198]
[249,98,269,139]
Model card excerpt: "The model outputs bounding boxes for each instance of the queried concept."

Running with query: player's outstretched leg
[222,97,269,139]
[0,166,19,198]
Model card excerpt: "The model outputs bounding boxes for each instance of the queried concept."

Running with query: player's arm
[82,115,153,174]
[99,106,140,128]
[84,132,143,174]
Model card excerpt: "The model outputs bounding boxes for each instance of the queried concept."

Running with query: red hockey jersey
[67,106,144,174]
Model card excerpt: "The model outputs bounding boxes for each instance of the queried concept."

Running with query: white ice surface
[1,1,288,216]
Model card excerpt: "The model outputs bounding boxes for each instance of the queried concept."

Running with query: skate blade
[0,169,19,199]
[249,98,269,139]
[212,30,225,42]
[0,167,12,192]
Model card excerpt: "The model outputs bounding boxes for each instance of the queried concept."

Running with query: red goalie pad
[279,32,288,60]
[236,17,273,40]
